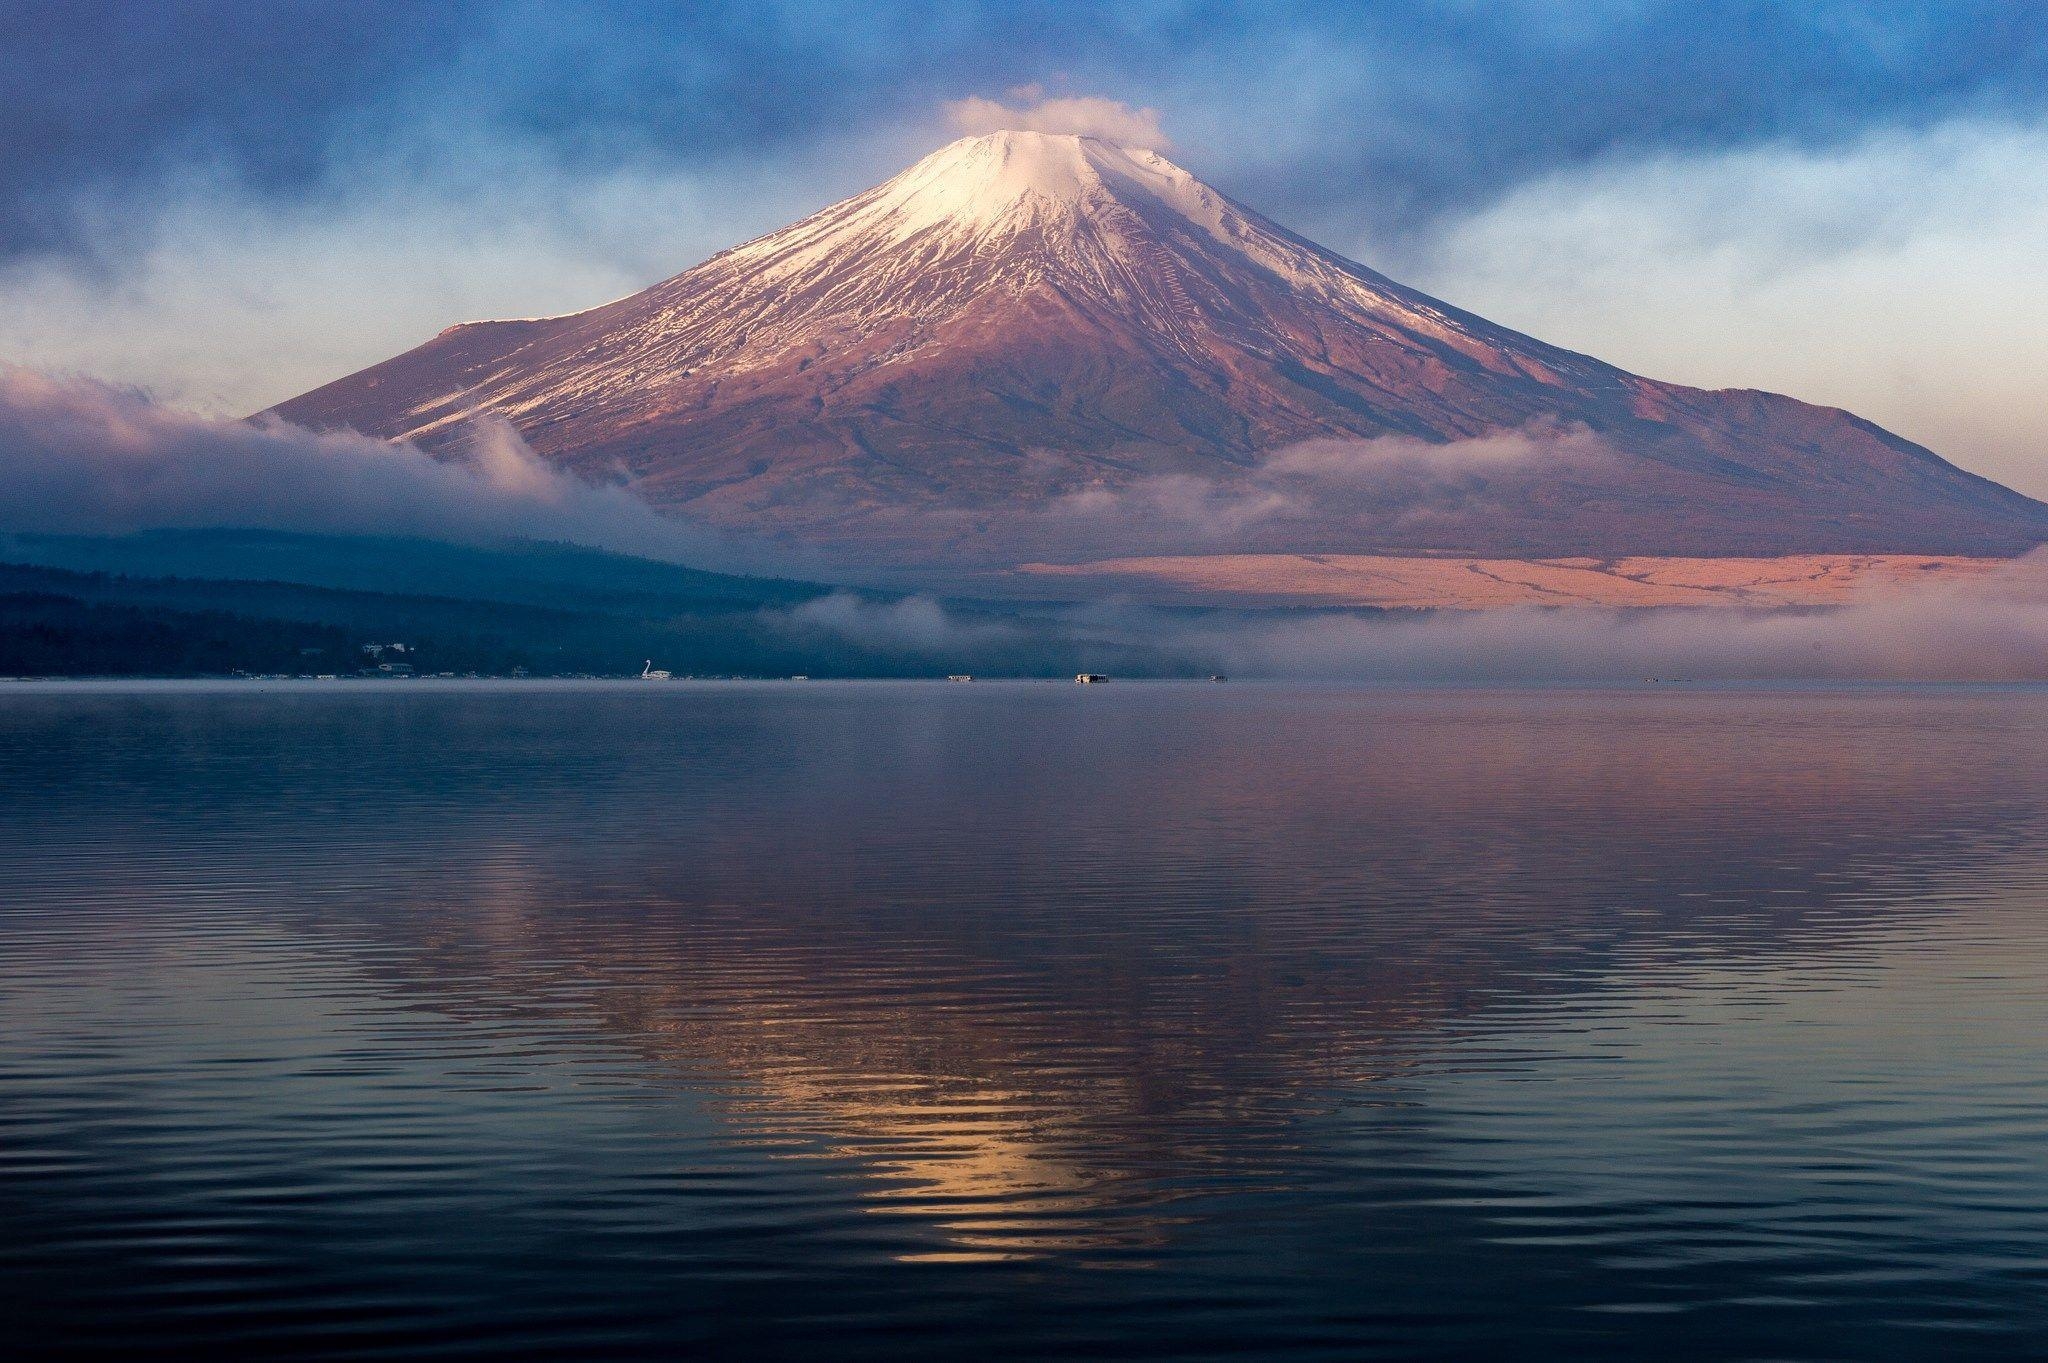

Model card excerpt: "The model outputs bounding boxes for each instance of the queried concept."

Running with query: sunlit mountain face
[269,131,2048,577]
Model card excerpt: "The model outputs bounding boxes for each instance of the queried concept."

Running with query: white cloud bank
[1037,425,1615,544]
[1196,555,2048,681]
[0,366,770,568]
[781,555,2048,682]
[1393,115,2048,498]
[945,86,1170,148]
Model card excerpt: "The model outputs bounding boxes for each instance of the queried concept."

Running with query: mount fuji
[269,131,2048,588]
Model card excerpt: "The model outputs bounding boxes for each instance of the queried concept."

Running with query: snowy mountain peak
[871,131,1208,230]
[713,129,1238,284]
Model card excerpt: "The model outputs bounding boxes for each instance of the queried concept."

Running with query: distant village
[221,640,840,683]
[0,562,1168,681]
[210,641,1146,685]
[207,641,1153,686]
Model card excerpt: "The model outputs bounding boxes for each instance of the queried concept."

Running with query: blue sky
[6,1,2048,490]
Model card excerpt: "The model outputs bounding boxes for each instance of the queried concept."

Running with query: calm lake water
[4,681,2047,1360]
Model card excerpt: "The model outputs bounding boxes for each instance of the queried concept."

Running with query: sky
[5,1,2048,493]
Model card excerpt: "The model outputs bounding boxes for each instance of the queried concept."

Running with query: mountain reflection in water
[3,681,2046,1360]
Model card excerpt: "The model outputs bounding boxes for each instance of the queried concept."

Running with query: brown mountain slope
[269,131,2048,570]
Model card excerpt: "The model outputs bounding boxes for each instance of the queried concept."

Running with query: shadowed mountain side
[269,132,2048,569]
[0,530,826,614]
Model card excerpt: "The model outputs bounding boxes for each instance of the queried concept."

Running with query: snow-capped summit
[799,131,1224,240]
[267,132,2048,569]
[692,130,1254,333]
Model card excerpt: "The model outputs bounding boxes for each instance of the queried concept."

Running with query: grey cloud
[15,2,2048,269]
[1191,555,2048,681]
[769,592,1022,653]
[771,557,2048,682]
[0,366,792,572]
[1037,425,1617,545]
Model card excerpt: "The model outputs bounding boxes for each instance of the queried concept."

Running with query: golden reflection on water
[383,687,2047,1264]
[755,1082,1130,1262]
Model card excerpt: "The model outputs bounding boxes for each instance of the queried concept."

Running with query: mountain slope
[269,131,2048,567]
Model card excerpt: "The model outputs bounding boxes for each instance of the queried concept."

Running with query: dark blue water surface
[4,680,2047,1360]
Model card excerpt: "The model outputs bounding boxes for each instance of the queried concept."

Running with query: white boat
[1075,673,1108,684]
[640,660,672,680]
[947,674,974,682]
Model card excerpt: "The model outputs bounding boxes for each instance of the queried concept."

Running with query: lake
[3,680,2046,1359]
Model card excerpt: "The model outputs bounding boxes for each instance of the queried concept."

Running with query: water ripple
[3,682,2047,1358]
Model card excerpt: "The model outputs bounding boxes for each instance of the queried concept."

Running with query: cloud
[759,555,2048,681]
[15,4,2036,267]
[1046,474,1293,539]
[0,366,784,570]
[945,86,1170,148]
[0,131,884,417]
[770,592,1021,653]
[1036,424,1616,545]
[1188,553,2048,681]
[1389,114,2048,498]
[1258,425,1614,485]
